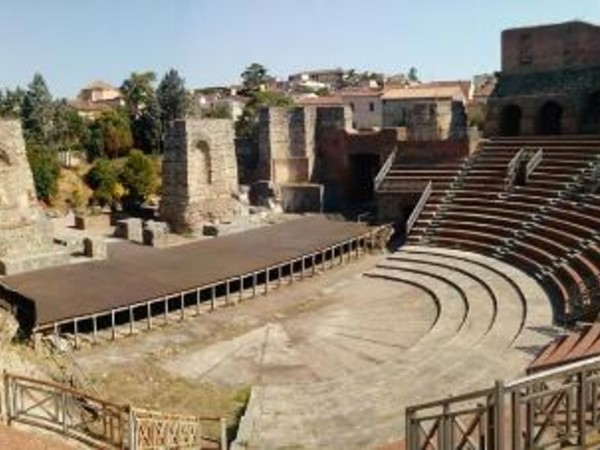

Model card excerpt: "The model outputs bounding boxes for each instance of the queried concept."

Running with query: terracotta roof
[296,95,344,106]
[381,83,466,101]
[83,80,119,91]
[68,99,112,112]
[338,89,383,98]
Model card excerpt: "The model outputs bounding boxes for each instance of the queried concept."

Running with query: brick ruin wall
[160,119,239,233]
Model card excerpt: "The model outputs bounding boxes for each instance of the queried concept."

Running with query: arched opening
[195,140,212,185]
[500,105,522,136]
[536,101,563,135]
[581,91,600,134]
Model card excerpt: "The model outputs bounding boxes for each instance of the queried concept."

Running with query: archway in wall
[349,154,379,203]
[500,105,522,136]
[581,91,600,134]
[536,101,563,135]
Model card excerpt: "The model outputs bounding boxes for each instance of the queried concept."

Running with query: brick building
[486,20,600,136]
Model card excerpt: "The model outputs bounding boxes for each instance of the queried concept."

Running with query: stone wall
[0,120,68,274]
[257,107,319,183]
[160,119,239,233]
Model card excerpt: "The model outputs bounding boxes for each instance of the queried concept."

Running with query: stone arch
[580,91,600,134]
[195,139,212,185]
[500,104,522,136]
[536,101,563,135]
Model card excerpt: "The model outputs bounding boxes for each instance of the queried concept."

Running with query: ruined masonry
[160,119,240,233]
[0,120,68,275]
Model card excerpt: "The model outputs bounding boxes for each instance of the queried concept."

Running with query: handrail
[504,148,525,189]
[374,147,398,191]
[525,147,543,177]
[405,181,432,236]
[377,179,431,193]
[3,371,228,450]
[406,354,600,450]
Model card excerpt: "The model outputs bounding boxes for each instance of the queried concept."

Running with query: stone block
[83,237,107,259]
[142,221,170,247]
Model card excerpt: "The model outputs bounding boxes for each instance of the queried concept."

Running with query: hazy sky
[1,1,599,97]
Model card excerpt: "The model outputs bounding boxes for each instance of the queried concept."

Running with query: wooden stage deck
[1,216,375,334]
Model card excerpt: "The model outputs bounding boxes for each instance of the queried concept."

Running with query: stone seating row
[233,246,553,449]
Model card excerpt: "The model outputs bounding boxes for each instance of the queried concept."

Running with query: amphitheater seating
[527,323,600,373]
[406,137,600,323]
[233,246,554,449]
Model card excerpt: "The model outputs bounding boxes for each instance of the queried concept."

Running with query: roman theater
[2,20,600,450]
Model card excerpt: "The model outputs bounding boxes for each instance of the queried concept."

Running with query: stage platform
[1,216,378,335]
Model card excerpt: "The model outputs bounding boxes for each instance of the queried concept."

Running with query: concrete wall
[161,119,239,232]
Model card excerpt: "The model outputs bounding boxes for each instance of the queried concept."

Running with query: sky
[1,0,599,98]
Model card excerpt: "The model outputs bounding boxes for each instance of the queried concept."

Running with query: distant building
[192,90,249,121]
[70,80,124,119]
[382,82,468,140]
[339,89,383,129]
[470,74,497,104]
[289,69,346,90]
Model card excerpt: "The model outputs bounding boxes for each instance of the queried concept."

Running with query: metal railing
[374,147,398,192]
[526,148,543,178]
[405,181,432,236]
[2,371,228,449]
[505,148,525,189]
[406,355,600,450]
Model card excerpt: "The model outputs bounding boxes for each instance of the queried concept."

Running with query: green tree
[51,100,89,152]
[85,122,106,161]
[121,71,157,118]
[157,69,188,123]
[132,94,162,153]
[204,102,232,119]
[241,63,269,95]
[407,67,419,82]
[21,73,54,143]
[85,158,119,206]
[119,150,158,207]
[95,110,133,158]
[0,87,25,118]
[121,71,162,153]
[236,90,294,139]
[27,143,60,203]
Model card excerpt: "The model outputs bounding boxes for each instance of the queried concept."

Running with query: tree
[95,110,133,158]
[85,122,106,161]
[27,143,60,203]
[51,100,89,152]
[157,69,188,123]
[236,90,294,139]
[121,71,157,118]
[21,73,54,143]
[0,87,25,118]
[204,102,232,119]
[132,94,162,154]
[121,71,162,153]
[407,67,419,83]
[119,150,158,207]
[241,63,269,95]
[85,158,119,206]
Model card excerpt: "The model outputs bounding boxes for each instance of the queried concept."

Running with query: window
[369,102,375,112]
[519,33,533,65]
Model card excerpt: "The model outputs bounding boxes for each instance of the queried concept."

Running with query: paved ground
[0,424,80,450]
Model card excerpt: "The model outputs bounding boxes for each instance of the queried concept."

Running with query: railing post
[578,370,587,447]
[3,371,11,425]
[220,417,228,450]
[494,380,505,450]
[405,408,415,450]
[128,406,136,450]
